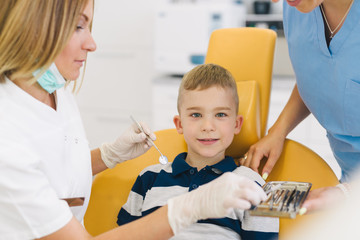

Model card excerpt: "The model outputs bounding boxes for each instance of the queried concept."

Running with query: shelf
[246,14,283,22]
[245,14,284,36]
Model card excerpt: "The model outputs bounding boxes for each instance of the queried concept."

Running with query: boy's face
[174,86,242,163]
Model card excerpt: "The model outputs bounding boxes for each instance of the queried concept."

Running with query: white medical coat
[0,78,92,239]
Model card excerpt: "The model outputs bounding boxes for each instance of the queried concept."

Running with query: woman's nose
[83,31,97,52]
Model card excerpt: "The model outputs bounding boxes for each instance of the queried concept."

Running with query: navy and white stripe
[117,152,279,239]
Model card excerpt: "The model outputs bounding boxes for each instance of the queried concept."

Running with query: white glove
[99,122,156,168]
[167,172,267,235]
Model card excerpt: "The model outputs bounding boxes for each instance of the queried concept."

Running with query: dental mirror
[130,116,168,165]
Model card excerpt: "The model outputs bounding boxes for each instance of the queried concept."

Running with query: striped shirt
[117,152,279,239]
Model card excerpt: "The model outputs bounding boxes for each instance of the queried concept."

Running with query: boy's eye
[191,113,201,118]
[216,113,227,117]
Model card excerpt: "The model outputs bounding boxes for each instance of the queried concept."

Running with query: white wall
[76,0,157,148]
[76,0,339,178]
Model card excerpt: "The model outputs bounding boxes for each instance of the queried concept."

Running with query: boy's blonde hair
[0,0,90,88]
[177,63,239,113]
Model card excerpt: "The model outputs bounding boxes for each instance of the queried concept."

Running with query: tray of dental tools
[249,181,312,219]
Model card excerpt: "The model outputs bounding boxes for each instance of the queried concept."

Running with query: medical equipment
[249,181,312,219]
[130,116,168,165]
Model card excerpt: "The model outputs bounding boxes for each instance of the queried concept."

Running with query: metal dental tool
[294,191,306,211]
[266,182,288,209]
[130,115,168,165]
[279,190,289,212]
[292,190,300,212]
[285,186,297,212]
[249,181,312,219]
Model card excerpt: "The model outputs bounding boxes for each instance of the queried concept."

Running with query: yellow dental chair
[205,27,276,138]
[84,28,339,238]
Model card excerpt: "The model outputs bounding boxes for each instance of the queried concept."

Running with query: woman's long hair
[0,0,89,83]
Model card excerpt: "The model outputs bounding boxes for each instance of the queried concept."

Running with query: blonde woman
[0,0,267,239]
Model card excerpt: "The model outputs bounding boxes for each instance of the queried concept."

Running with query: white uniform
[0,78,93,239]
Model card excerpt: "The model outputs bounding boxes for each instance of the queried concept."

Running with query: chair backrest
[227,80,260,158]
[205,27,276,138]
[265,139,339,239]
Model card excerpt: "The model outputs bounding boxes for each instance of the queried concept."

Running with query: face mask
[33,63,65,94]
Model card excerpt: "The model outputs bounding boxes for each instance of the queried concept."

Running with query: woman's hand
[167,172,267,234]
[301,185,348,214]
[99,122,156,168]
[241,131,286,179]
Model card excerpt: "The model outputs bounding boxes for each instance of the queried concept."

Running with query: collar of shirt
[171,152,237,176]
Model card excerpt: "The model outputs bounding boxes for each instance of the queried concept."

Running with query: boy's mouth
[198,138,219,145]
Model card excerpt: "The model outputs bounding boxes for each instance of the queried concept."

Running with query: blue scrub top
[283,1,360,181]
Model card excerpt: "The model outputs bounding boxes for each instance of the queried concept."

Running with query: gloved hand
[99,122,156,168]
[167,172,267,235]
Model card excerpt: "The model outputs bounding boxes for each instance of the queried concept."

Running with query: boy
[117,64,279,239]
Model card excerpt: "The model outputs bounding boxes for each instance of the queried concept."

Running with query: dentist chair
[84,28,339,238]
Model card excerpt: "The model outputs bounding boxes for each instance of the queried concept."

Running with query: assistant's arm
[244,84,310,176]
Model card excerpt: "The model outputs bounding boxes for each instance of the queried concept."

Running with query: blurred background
[76,0,341,178]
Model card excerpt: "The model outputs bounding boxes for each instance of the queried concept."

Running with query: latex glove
[100,122,156,168]
[167,172,267,235]
[242,131,285,180]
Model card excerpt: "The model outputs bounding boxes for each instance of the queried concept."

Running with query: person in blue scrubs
[242,0,359,213]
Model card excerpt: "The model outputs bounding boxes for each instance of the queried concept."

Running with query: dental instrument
[130,116,168,165]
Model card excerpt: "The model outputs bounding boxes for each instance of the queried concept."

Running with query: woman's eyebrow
[80,13,89,22]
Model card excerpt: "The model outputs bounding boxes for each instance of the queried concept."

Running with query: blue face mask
[33,63,65,94]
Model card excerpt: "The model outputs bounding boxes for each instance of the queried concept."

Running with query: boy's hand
[167,172,267,235]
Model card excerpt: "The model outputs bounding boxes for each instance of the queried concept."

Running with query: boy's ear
[234,115,243,135]
[173,115,183,134]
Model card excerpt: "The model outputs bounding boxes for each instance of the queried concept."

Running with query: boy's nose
[201,118,215,132]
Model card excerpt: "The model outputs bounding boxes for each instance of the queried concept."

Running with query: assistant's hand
[167,172,267,235]
[99,122,156,168]
[242,132,285,179]
[301,185,348,214]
